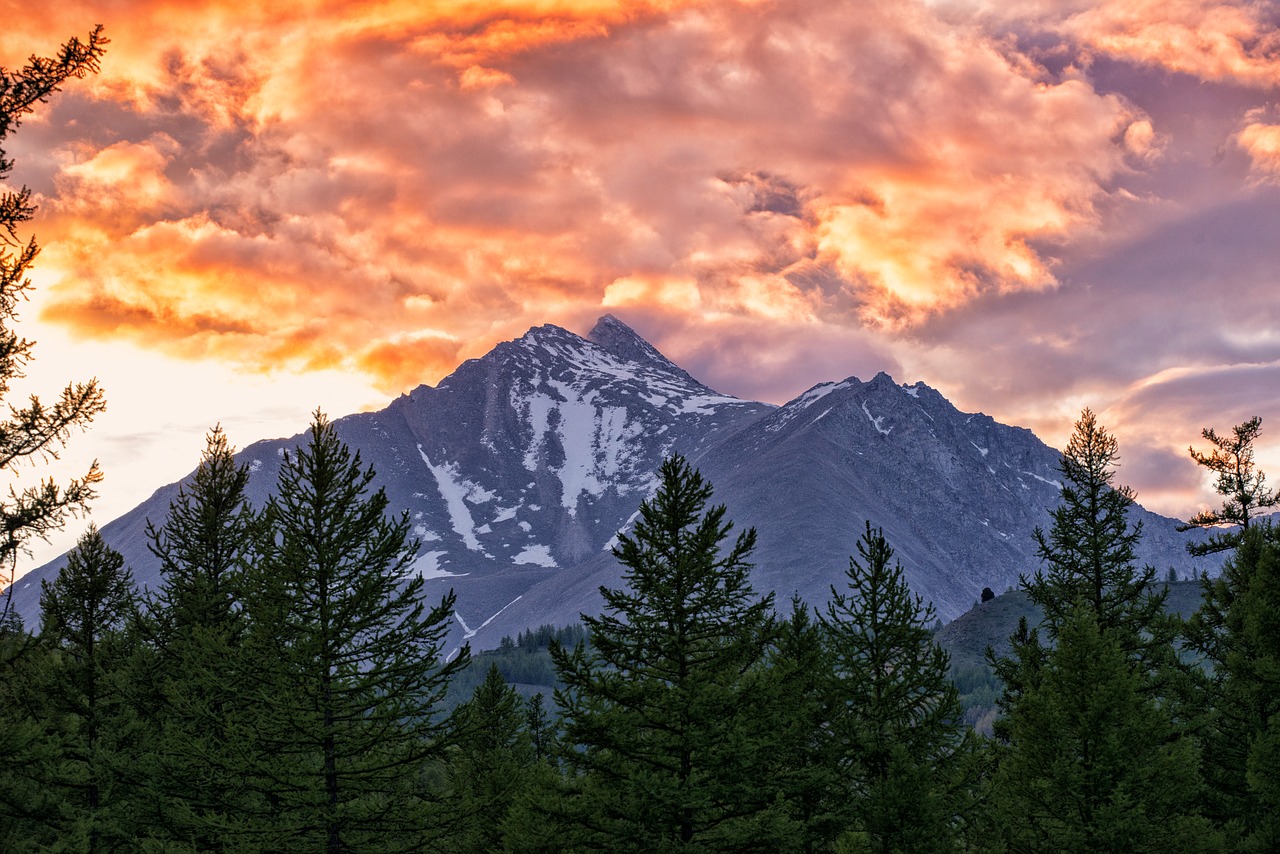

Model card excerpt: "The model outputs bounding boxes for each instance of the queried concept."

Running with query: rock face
[4,316,1215,650]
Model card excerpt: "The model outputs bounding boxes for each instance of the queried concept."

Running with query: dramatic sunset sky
[4,0,1279,574]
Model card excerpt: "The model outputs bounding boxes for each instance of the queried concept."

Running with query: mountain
[3,315,1216,650]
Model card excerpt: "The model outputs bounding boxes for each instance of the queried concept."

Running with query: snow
[971,442,989,457]
[604,507,644,551]
[797,381,847,409]
[412,524,442,542]
[519,379,647,515]
[491,505,519,523]
[862,400,893,436]
[548,380,608,511]
[411,550,466,581]
[513,544,557,567]
[766,380,851,432]
[249,459,263,473]
[518,521,532,531]
[679,392,753,413]
[418,445,482,550]
[903,384,920,398]
[1021,469,1062,489]
[522,392,554,471]
[453,595,524,640]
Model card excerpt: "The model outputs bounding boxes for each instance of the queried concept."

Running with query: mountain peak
[586,314,674,368]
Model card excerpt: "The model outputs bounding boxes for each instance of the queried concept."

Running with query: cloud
[944,0,1280,88]
[1237,108,1280,178]
[6,0,1156,393]
[7,0,1280,522]
[1060,0,1280,87]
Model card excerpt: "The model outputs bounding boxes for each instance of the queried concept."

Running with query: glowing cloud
[3,0,1159,389]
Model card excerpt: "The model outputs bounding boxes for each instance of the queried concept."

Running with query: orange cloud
[6,0,1156,391]
[1237,114,1280,178]
[1063,0,1280,86]
[947,0,1280,88]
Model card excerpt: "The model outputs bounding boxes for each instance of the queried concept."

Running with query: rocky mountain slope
[4,316,1216,650]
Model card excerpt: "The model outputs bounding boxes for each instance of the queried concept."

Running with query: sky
[3,0,1279,577]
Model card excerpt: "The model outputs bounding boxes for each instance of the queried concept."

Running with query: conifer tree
[547,455,784,851]
[1024,409,1166,646]
[819,522,970,854]
[0,35,108,842]
[37,527,140,851]
[1016,408,1175,690]
[0,27,107,615]
[1181,523,1280,849]
[134,426,259,848]
[1179,417,1277,555]
[447,664,535,854]
[524,691,553,764]
[992,605,1216,852]
[0,618,65,849]
[240,413,467,852]
[764,596,842,853]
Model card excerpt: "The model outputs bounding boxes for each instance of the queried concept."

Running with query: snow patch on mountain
[766,380,854,432]
[411,550,465,580]
[418,445,482,550]
[862,400,893,435]
[513,544,557,567]
[454,596,524,640]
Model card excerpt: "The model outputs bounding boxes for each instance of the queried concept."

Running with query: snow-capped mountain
[4,316,1214,647]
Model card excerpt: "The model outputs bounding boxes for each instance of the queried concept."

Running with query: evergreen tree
[524,691,553,764]
[1017,408,1175,691]
[764,596,842,853]
[0,31,108,842]
[992,606,1216,853]
[446,664,535,854]
[1181,523,1280,849]
[134,427,259,848]
[240,413,467,852]
[0,27,107,615]
[37,527,140,851]
[986,615,1048,745]
[547,455,784,851]
[0,619,65,849]
[1024,409,1166,647]
[819,522,970,854]
[1179,417,1277,555]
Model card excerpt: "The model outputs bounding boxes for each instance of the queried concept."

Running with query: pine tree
[240,412,467,852]
[0,27,107,616]
[818,522,970,854]
[547,455,784,851]
[1024,409,1166,647]
[37,527,141,851]
[763,596,842,852]
[1016,408,1176,693]
[0,619,65,849]
[446,664,535,854]
[0,32,109,842]
[1181,523,1280,849]
[524,692,553,764]
[1179,417,1277,555]
[992,605,1217,852]
[133,427,259,848]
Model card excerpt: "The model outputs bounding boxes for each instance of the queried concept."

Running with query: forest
[3,28,1280,854]
[3,408,1279,852]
